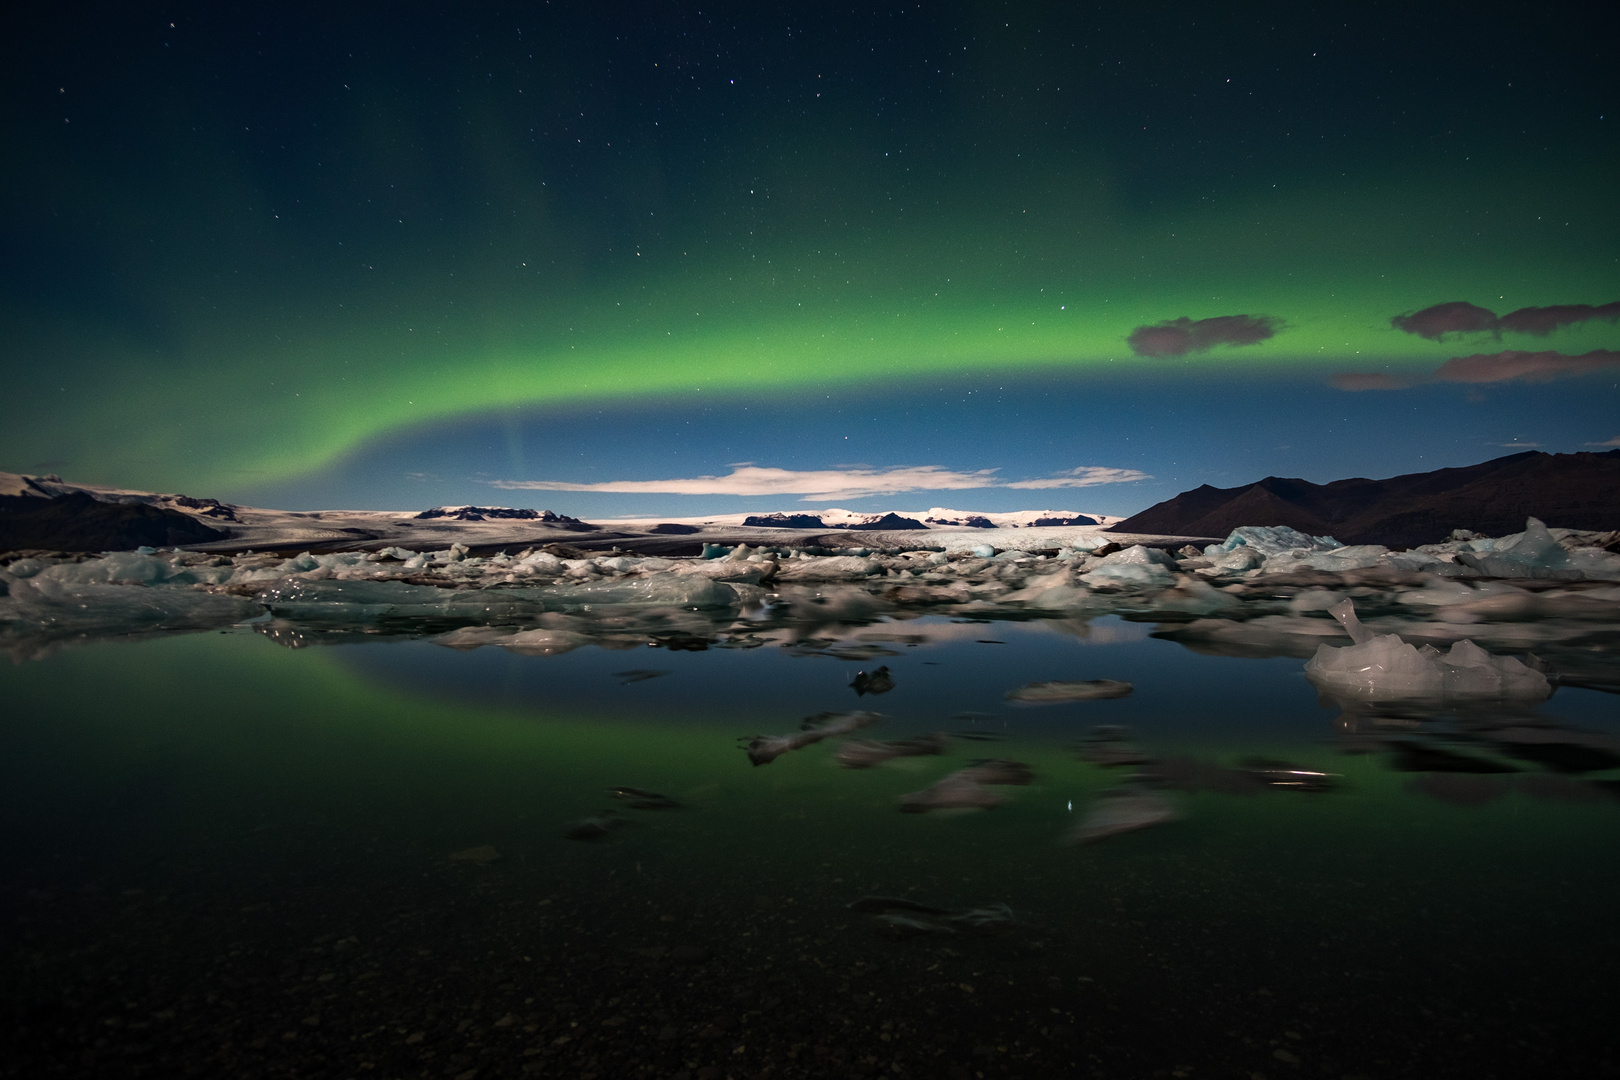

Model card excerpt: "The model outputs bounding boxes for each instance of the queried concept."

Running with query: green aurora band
[8,161,1617,494]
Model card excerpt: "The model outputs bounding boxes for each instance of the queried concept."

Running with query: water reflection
[2,595,1618,1076]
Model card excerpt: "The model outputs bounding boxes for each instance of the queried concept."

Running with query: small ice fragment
[1006,679,1133,703]
[564,811,628,841]
[834,733,948,769]
[898,759,1033,812]
[740,710,882,765]
[1067,786,1177,844]
[606,786,680,810]
[449,844,502,864]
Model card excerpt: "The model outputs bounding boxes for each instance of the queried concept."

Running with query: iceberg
[1079,545,1176,587]
[1205,525,1341,559]
[1450,517,1620,580]
[1303,598,1551,704]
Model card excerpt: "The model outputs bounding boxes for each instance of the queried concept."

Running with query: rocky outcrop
[1025,514,1100,527]
[742,513,829,528]
[415,506,585,523]
[839,513,929,531]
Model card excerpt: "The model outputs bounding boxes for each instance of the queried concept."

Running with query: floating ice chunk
[0,575,260,638]
[1282,544,1390,572]
[1383,549,1447,572]
[1288,588,1348,615]
[1204,525,1341,558]
[1078,545,1176,587]
[544,574,744,608]
[1079,562,1174,587]
[741,710,882,766]
[1067,786,1177,844]
[1000,570,1091,609]
[834,733,948,769]
[40,551,184,586]
[258,578,547,622]
[517,551,564,573]
[502,628,593,655]
[1303,598,1551,703]
[1005,679,1133,703]
[1138,575,1241,615]
[898,759,1034,812]
[1204,546,1266,573]
[772,555,879,582]
[1454,518,1576,579]
[432,626,518,649]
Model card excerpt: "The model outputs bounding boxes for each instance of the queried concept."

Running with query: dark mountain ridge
[0,491,227,552]
[1109,450,1620,547]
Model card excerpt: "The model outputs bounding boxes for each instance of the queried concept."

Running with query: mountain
[415,506,585,523]
[724,508,1110,530]
[1109,450,1620,547]
[741,511,929,530]
[0,490,227,552]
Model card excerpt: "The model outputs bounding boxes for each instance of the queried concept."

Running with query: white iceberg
[1303,598,1551,703]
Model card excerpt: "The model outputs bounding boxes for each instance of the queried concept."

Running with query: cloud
[1586,436,1620,447]
[1391,300,1620,340]
[489,464,1150,502]
[1496,302,1620,337]
[1126,314,1281,357]
[1390,301,1499,341]
[1498,442,1541,448]
[1430,349,1620,384]
[1331,349,1620,391]
[1003,467,1153,489]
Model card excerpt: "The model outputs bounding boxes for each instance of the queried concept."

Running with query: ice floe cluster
[1,519,1616,693]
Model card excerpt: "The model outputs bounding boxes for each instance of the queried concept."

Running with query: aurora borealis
[3,3,1617,515]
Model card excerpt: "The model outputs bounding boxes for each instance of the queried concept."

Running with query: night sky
[4,3,1618,518]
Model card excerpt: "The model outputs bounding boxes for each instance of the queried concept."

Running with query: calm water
[3,616,1618,1079]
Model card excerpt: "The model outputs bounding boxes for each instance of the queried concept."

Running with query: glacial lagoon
[3,534,1619,1079]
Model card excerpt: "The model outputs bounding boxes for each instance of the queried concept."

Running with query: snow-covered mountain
[603,507,1125,529]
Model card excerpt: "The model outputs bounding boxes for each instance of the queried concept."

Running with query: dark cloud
[1331,349,1620,390]
[1431,349,1620,384]
[1495,302,1620,337]
[1126,314,1281,357]
[1391,300,1620,340]
[1389,301,1498,340]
